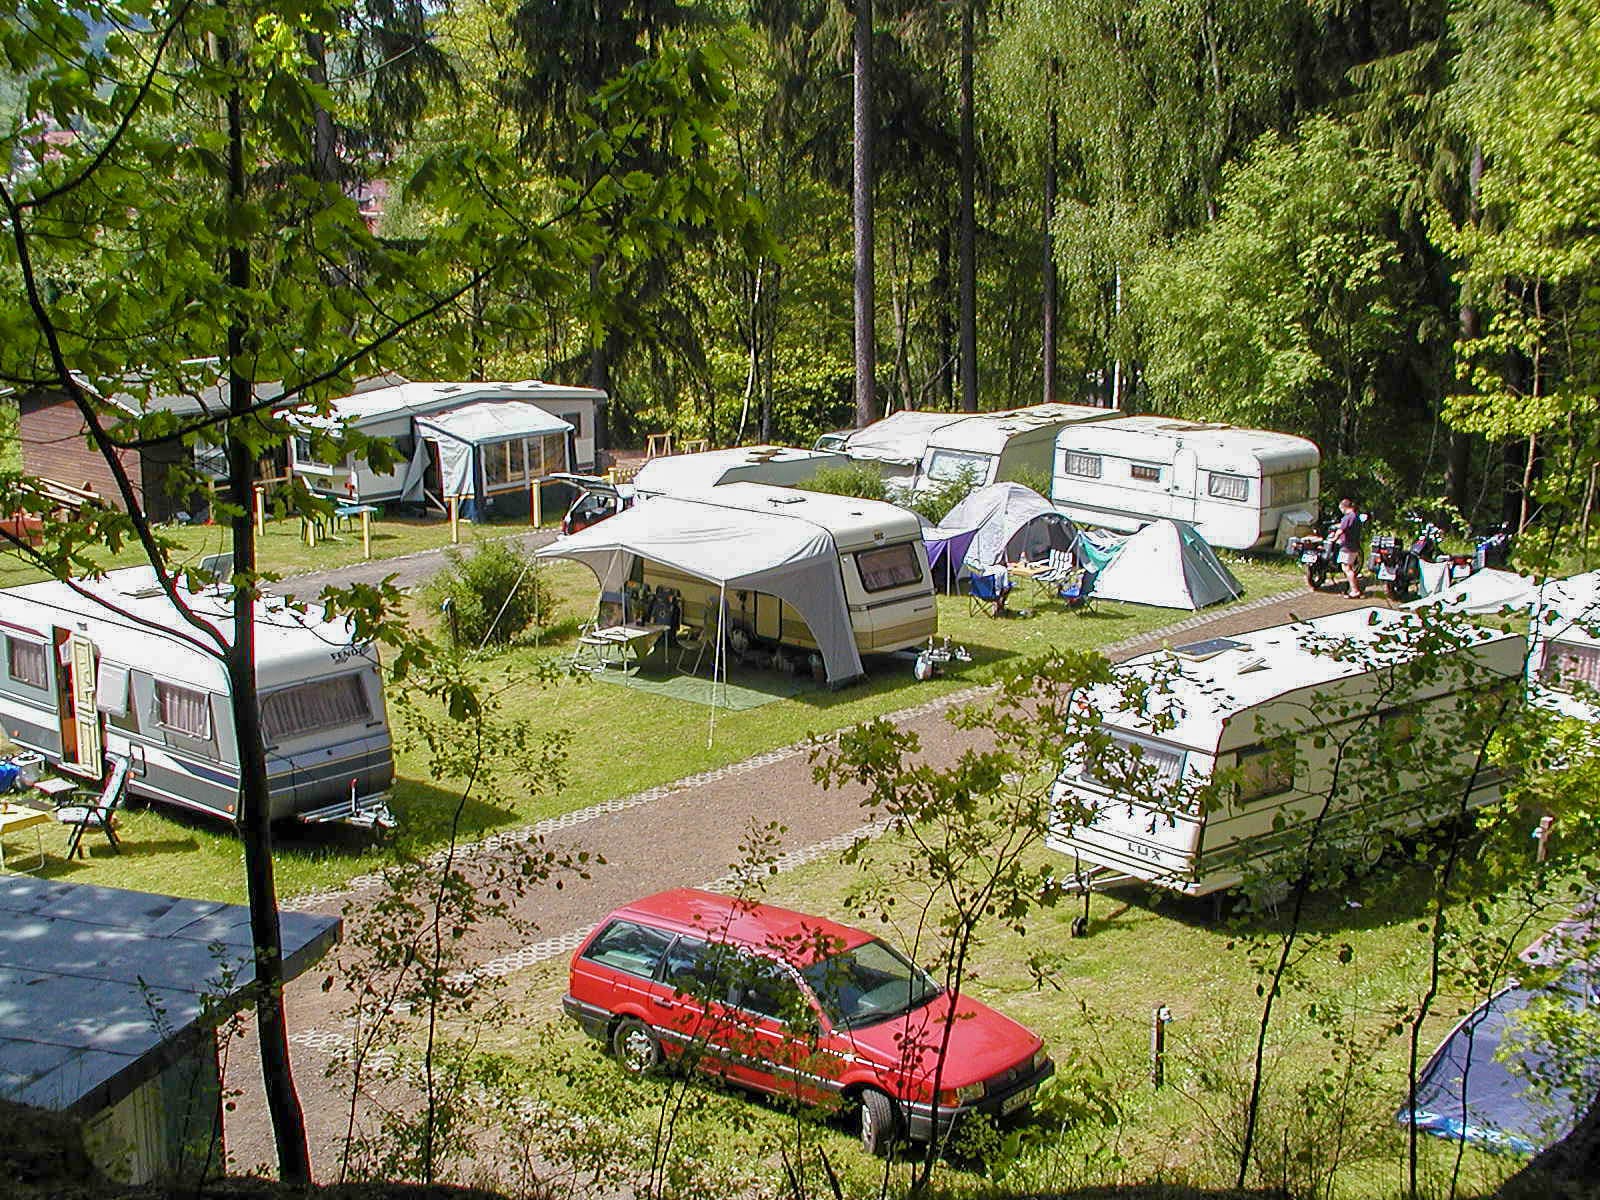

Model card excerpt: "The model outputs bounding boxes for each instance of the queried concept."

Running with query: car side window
[662,935,738,1003]
[581,920,674,980]
[734,953,810,1025]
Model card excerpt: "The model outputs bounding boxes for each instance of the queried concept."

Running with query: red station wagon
[562,889,1054,1153]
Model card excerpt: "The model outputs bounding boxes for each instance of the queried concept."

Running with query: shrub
[798,462,890,502]
[905,466,980,525]
[1003,464,1052,500]
[425,540,555,650]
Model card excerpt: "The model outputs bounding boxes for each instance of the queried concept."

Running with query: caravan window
[856,543,923,593]
[1082,734,1185,791]
[1062,452,1102,479]
[1208,473,1250,502]
[1129,463,1163,483]
[1236,746,1293,803]
[156,681,213,740]
[6,637,46,689]
[1268,472,1310,507]
[925,449,991,484]
[262,674,372,743]
[1540,641,1600,692]
[483,439,527,488]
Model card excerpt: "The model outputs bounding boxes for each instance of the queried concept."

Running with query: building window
[559,411,584,438]
[1208,472,1250,502]
[1130,463,1163,483]
[1268,471,1310,507]
[534,431,569,476]
[856,543,922,593]
[6,637,46,689]
[1540,641,1600,692]
[262,675,372,743]
[293,434,344,470]
[482,439,527,489]
[1063,452,1102,479]
[1236,746,1293,803]
[156,681,213,740]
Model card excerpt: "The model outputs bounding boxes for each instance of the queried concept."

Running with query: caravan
[1051,416,1321,550]
[1048,607,1525,895]
[538,484,937,685]
[0,568,394,827]
[823,405,1116,493]
[630,446,848,499]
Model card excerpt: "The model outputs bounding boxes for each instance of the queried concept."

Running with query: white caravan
[1526,570,1600,722]
[1048,607,1525,895]
[0,567,393,827]
[630,446,849,499]
[1051,416,1321,550]
[821,404,1117,491]
[538,483,937,684]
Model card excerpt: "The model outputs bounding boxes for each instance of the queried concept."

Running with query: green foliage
[1001,463,1051,498]
[798,462,889,502]
[424,540,555,650]
[903,467,980,526]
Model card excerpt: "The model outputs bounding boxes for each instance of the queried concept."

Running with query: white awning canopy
[415,401,573,500]
[535,493,865,684]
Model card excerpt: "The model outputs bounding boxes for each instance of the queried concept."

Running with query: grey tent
[535,490,865,684]
[929,482,1077,574]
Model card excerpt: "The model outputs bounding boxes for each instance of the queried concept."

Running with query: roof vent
[1171,637,1246,661]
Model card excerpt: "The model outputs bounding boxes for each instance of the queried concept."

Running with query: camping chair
[1028,549,1076,600]
[676,598,720,676]
[54,754,130,859]
[967,568,1013,618]
[1057,566,1095,614]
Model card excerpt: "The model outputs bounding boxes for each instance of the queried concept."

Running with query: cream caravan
[0,568,394,827]
[1051,416,1320,550]
[630,446,848,499]
[1048,607,1525,895]
[537,483,936,685]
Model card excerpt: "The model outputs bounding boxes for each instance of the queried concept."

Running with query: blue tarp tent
[1400,959,1598,1155]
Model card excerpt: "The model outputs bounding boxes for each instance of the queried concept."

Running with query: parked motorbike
[1369,521,1479,601]
[1288,530,1341,591]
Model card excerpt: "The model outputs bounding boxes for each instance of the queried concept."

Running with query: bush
[1002,464,1052,500]
[905,466,980,525]
[425,540,555,650]
[798,462,890,502]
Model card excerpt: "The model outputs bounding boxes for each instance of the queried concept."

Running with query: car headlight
[953,1081,985,1104]
[1032,1048,1050,1072]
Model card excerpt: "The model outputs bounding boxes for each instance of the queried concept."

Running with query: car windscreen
[800,938,942,1030]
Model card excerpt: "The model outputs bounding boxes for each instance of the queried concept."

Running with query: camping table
[0,802,50,872]
[573,623,670,673]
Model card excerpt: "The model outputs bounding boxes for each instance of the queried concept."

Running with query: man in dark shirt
[1332,497,1364,598]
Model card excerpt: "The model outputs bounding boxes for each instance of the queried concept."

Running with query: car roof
[610,888,874,965]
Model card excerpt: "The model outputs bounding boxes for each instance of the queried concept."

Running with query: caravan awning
[535,495,864,684]
[415,401,573,501]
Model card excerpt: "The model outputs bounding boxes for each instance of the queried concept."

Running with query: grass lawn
[465,838,1530,1200]
[11,554,1304,904]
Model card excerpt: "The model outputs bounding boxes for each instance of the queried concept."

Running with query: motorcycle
[1288,530,1341,591]
[1370,521,1478,601]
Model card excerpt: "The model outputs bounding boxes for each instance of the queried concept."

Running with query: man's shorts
[1339,548,1360,567]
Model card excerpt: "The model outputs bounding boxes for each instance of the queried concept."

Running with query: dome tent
[1089,519,1243,610]
[924,483,1077,588]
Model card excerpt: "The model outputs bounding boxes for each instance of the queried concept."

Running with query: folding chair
[967,569,1013,618]
[676,599,719,676]
[55,754,130,859]
[1058,567,1095,614]
[1029,549,1076,600]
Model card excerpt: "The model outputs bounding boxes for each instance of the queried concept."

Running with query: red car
[562,888,1053,1153]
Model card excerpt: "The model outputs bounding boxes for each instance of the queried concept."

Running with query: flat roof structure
[0,876,339,1116]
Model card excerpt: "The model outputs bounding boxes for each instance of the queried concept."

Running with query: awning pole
[708,582,726,747]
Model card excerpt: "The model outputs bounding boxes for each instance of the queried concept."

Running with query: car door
[721,952,839,1107]
[654,935,732,1076]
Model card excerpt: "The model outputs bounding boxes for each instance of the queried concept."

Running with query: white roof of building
[309,380,604,429]
[1060,415,1320,473]
[0,567,374,691]
[1087,606,1523,752]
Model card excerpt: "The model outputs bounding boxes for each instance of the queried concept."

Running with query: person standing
[1332,497,1365,598]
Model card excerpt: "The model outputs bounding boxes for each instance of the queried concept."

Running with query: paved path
[272,528,561,600]
[224,583,1377,1177]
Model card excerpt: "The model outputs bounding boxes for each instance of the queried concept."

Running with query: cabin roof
[1089,606,1523,750]
[311,379,605,429]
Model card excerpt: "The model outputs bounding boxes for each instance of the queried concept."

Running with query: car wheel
[858,1088,898,1157]
[611,1017,662,1077]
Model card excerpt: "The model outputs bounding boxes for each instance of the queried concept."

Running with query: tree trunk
[1501,1093,1600,1198]
[852,0,876,428]
[957,0,977,413]
[935,226,953,410]
[1042,105,1058,406]
[1448,144,1485,515]
[224,43,311,1186]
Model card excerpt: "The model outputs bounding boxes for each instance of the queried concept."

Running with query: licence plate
[1300,552,1320,565]
[1377,565,1395,580]
[1000,1084,1037,1116]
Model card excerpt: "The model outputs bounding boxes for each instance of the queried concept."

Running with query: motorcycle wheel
[1305,562,1328,591]
[1385,566,1415,602]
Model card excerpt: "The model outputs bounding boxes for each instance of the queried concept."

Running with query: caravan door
[1168,447,1199,526]
[53,629,103,778]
